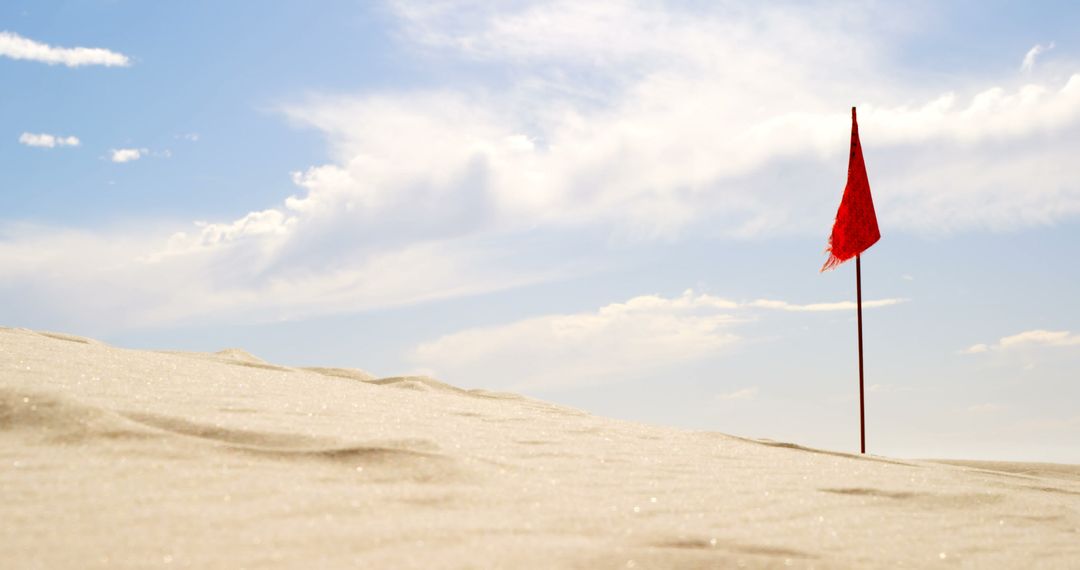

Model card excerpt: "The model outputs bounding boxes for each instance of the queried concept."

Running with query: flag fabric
[821,107,880,272]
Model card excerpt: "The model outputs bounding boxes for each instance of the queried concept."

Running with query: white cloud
[747,298,906,312]
[965,330,1080,354]
[999,330,1080,349]
[413,290,744,391]
[411,289,906,391]
[1021,42,1054,72]
[716,387,758,401]
[148,209,296,262]
[18,132,80,148]
[0,31,130,67]
[137,241,548,326]
[283,2,1080,242]
[110,148,145,163]
[0,221,554,331]
[993,328,1080,349]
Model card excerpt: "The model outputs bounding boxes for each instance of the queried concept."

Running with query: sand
[2,326,1078,569]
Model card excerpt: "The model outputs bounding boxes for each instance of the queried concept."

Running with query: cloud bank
[2,1,1080,330]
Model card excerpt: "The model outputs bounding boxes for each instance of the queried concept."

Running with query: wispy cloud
[18,132,80,148]
[747,298,907,312]
[999,330,1080,348]
[411,290,906,391]
[964,329,1080,354]
[110,148,146,163]
[0,221,552,331]
[1021,42,1054,72]
[413,290,744,391]
[0,31,130,67]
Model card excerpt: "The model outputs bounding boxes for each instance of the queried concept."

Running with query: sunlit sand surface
[2,326,1078,568]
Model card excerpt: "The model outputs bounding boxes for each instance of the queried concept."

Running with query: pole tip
[852,106,857,118]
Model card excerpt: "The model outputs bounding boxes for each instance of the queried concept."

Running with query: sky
[2,0,1079,463]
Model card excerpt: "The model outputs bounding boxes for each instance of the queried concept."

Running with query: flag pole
[856,254,866,454]
[824,105,879,454]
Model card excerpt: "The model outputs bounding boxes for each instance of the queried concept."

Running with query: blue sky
[3,1,1079,462]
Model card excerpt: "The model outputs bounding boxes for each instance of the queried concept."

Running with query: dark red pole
[856,254,866,454]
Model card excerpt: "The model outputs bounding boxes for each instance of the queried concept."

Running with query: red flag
[822,107,880,272]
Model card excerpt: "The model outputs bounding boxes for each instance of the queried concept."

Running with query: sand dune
[2,327,1078,568]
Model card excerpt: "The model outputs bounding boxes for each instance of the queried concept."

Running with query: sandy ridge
[2,326,1078,569]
